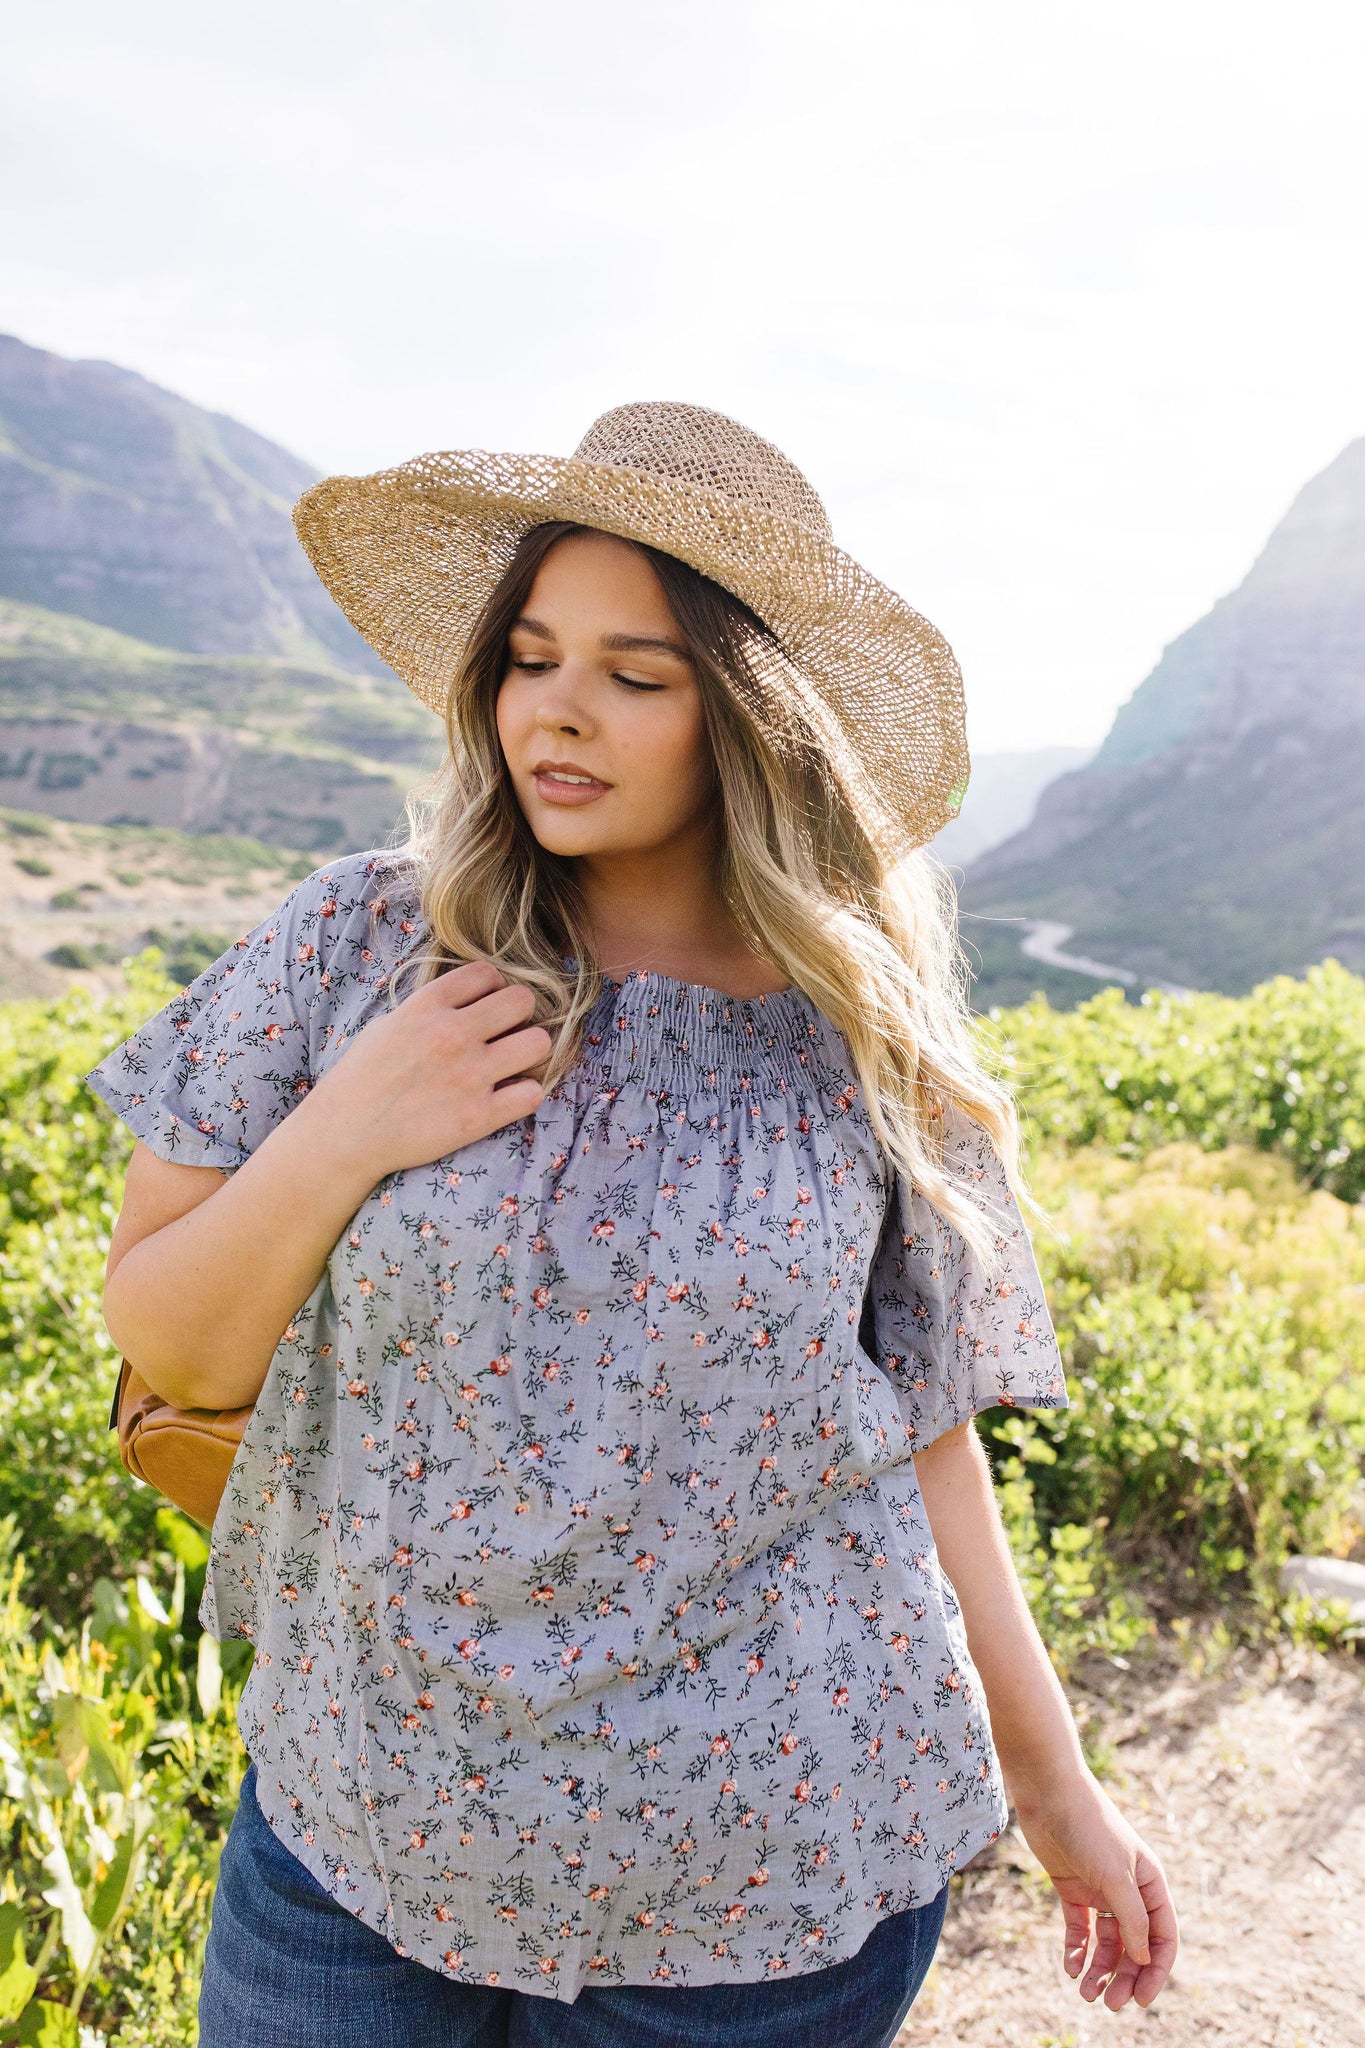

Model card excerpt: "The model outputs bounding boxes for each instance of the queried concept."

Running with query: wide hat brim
[292,447,970,859]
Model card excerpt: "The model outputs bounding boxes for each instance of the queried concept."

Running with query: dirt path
[898,1640,1365,2047]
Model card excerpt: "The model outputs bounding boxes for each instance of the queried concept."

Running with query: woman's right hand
[305,960,551,1182]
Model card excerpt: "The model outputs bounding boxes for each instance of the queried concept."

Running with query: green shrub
[0,1515,245,2047]
[128,931,236,988]
[1014,1143,1365,1610]
[0,955,179,1615]
[0,949,1361,2037]
[985,959,1365,1199]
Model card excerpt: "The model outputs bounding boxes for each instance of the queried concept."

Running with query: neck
[572,824,788,998]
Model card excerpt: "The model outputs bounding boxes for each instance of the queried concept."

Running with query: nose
[533,662,596,742]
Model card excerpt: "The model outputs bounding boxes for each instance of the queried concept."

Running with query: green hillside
[0,597,439,856]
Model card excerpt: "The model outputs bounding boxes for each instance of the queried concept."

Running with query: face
[495,530,715,863]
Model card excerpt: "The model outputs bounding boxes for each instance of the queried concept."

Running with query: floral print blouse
[85,847,1068,2002]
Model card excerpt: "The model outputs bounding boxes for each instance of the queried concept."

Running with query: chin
[522,810,619,858]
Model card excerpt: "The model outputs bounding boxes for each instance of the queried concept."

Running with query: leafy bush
[1003,1143,1365,1613]
[45,943,107,972]
[128,931,237,988]
[0,952,1362,2035]
[985,959,1365,1199]
[0,1515,245,2047]
[0,955,179,1615]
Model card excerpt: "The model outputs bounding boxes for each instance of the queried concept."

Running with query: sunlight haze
[4,0,1362,752]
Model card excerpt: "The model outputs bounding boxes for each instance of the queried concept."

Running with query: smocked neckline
[576,966,843,1094]
[561,952,801,1008]
[600,965,800,1007]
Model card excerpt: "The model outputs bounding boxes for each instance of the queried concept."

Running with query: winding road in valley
[1019,920,1194,998]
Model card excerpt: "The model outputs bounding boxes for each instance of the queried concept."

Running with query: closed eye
[509,657,666,693]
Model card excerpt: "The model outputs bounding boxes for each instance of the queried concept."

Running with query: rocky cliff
[964,437,1365,993]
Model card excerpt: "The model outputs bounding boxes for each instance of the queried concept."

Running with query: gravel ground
[897,1638,1365,2048]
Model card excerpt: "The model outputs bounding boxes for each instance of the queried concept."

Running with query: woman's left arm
[913,1417,1179,2011]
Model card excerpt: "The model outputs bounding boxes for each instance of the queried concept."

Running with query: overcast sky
[4,0,1363,752]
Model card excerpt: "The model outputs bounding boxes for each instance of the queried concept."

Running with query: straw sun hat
[292,401,969,858]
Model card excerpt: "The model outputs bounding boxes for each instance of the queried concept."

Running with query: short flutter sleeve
[861,1100,1069,1451]
[84,862,343,1176]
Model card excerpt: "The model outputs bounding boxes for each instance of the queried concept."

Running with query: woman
[88,402,1177,2046]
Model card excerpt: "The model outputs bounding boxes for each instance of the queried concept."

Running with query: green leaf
[90,1824,139,1933]
[49,1696,129,1797]
[9,1998,80,2046]
[0,1905,38,2027]
[155,1507,210,1573]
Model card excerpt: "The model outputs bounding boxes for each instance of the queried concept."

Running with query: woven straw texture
[292,401,970,856]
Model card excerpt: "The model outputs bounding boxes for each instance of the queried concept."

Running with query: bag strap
[108,1356,131,1432]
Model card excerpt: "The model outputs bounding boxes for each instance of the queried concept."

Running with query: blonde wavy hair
[381,521,1028,1270]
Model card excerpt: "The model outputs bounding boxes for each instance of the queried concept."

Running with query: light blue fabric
[86,847,1068,2001]
[199,1760,949,2045]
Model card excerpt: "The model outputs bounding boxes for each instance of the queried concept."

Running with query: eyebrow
[512,616,691,664]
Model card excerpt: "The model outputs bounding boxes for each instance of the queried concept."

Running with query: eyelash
[509,658,665,693]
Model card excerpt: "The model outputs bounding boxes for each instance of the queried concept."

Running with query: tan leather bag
[108,1357,251,1531]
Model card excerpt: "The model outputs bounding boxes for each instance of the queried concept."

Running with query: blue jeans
[199,1762,948,2048]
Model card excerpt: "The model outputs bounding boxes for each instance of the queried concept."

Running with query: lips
[531,761,613,807]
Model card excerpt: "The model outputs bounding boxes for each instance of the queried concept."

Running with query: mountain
[0,332,448,869]
[930,746,1093,870]
[0,331,382,672]
[0,596,437,852]
[963,437,1365,994]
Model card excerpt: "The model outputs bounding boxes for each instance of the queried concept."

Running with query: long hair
[380,520,1026,1268]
